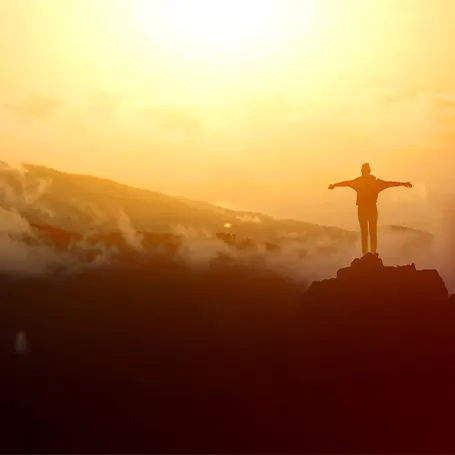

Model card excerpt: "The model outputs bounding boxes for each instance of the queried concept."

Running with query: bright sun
[132,0,312,61]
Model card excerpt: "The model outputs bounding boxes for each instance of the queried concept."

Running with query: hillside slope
[0,163,355,242]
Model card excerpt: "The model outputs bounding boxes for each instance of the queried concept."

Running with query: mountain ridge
[0,162,434,260]
[18,163,427,232]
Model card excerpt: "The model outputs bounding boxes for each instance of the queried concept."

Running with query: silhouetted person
[328,163,412,256]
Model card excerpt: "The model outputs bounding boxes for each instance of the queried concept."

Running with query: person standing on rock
[328,163,413,256]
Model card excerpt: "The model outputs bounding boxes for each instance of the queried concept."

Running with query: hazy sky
[1,0,454,231]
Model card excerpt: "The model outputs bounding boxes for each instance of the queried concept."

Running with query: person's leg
[358,207,369,255]
[369,205,378,254]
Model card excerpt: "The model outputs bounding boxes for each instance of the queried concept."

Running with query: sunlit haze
[1,0,455,231]
[132,0,309,59]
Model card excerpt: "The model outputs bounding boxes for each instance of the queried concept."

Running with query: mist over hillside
[0,161,452,288]
[1,162,352,237]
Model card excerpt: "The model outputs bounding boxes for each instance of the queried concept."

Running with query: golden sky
[0,0,454,231]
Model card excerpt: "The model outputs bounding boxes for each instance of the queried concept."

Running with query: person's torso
[353,175,381,206]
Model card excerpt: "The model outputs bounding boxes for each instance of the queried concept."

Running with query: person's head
[361,163,371,175]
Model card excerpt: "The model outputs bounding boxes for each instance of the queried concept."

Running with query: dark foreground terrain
[1,248,455,453]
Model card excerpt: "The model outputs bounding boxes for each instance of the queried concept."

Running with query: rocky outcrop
[307,252,448,302]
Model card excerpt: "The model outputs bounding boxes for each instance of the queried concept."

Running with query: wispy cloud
[8,93,63,120]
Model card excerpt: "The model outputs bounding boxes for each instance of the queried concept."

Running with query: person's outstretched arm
[379,180,413,191]
[328,179,356,190]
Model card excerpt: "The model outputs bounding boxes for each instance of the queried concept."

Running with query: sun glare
[132,0,312,61]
